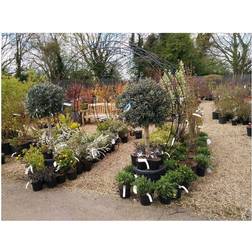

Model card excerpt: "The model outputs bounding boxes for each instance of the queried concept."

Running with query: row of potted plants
[116,163,197,206]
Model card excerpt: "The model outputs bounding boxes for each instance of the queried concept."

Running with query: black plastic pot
[45,175,57,188]
[131,154,138,166]
[175,189,182,199]
[231,120,238,126]
[133,165,166,181]
[83,160,92,171]
[218,116,227,124]
[242,119,249,125]
[159,196,171,205]
[212,111,220,120]
[136,157,162,170]
[1,142,12,155]
[134,130,142,139]
[2,153,6,164]
[196,165,206,177]
[119,184,131,199]
[67,169,77,180]
[76,162,84,174]
[32,180,43,191]
[43,151,53,159]
[120,136,128,143]
[140,194,152,206]
[247,127,251,137]
[56,173,66,184]
[44,158,54,167]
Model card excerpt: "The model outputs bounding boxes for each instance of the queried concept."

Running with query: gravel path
[177,101,251,220]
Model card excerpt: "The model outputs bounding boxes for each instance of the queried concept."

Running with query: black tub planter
[32,180,43,192]
[56,173,66,184]
[247,125,251,137]
[67,169,77,180]
[133,165,166,181]
[76,162,84,175]
[196,165,206,177]
[136,157,162,170]
[134,130,143,139]
[120,135,128,143]
[212,111,220,120]
[140,194,153,206]
[119,184,131,199]
[45,175,57,188]
[242,119,249,125]
[43,151,53,159]
[218,116,227,124]
[159,196,171,205]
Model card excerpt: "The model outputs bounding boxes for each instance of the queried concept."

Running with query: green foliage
[26,83,64,118]
[133,176,154,196]
[155,176,177,198]
[176,165,198,185]
[97,119,128,135]
[194,154,210,168]
[116,170,135,186]
[55,147,77,172]
[23,146,45,172]
[164,159,178,171]
[1,76,33,137]
[117,78,170,127]
[149,124,172,145]
[196,146,210,156]
[164,170,184,185]
[199,132,208,138]
[123,164,134,174]
[171,143,188,161]
[196,136,207,147]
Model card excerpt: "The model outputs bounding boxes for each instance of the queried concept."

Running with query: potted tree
[117,78,170,174]
[26,83,64,153]
[23,146,45,191]
[116,170,135,198]
[133,176,155,206]
[194,154,210,177]
[155,177,177,204]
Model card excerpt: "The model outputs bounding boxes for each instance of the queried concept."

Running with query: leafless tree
[210,33,252,76]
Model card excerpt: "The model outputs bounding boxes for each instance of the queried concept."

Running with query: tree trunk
[144,125,150,152]
[47,117,52,147]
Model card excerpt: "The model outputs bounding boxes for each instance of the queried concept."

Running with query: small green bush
[55,147,77,172]
[196,137,207,147]
[155,176,177,198]
[196,146,210,156]
[123,164,134,174]
[149,124,172,145]
[176,165,197,185]
[116,170,135,186]
[198,132,208,138]
[171,143,188,161]
[194,154,210,168]
[164,159,178,170]
[133,176,154,196]
[97,119,128,135]
[164,170,184,185]
[23,146,45,172]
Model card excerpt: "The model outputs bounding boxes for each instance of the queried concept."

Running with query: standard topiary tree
[117,78,170,150]
[26,83,64,138]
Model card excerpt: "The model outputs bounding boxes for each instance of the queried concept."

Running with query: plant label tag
[179,185,189,193]
[171,137,175,146]
[133,185,137,194]
[111,139,115,145]
[137,158,150,170]
[122,185,126,198]
[207,139,212,145]
[146,193,153,203]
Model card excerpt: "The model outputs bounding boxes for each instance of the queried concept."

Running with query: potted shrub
[196,146,210,156]
[212,111,220,120]
[194,154,210,177]
[164,171,184,199]
[118,127,129,143]
[117,78,170,169]
[247,123,252,137]
[23,146,45,191]
[116,170,135,198]
[44,167,57,188]
[55,147,77,181]
[176,165,198,189]
[164,159,178,171]
[218,113,227,124]
[134,129,143,139]
[133,176,154,206]
[155,177,177,204]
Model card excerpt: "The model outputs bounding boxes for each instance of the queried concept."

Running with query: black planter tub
[134,130,143,139]
[212,111,220,120]
[133,165,166,181]
[218,116,227,124]
[119,184,131,199]
[136,157,162,170]
[140,194,153,206]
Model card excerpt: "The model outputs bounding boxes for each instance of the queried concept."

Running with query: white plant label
[146,193,153,203]
[171,137,175,147]
[11,152,17,157]
[179,185,189,193]
[74,156,80,162]
[122,185,126,198]
[207,139,212,145]
[133,185,138,194]
[53,161,57,167]
[137,158,150,170]
[134,174,138,178]
[111,139,115,145]
[25,181,31,190]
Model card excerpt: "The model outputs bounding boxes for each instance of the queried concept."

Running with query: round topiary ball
[26,83,64,118]
[117,78,170,127]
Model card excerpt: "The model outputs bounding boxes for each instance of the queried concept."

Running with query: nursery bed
[176,101,251,220]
